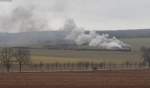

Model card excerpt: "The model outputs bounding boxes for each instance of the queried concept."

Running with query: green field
[121,37,150,51]
[30,37,150,64]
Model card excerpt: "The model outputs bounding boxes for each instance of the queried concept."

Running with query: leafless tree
[141,47,150,67]
[39,61,44,72]
[0,48,14,72]
[14,47,31,72]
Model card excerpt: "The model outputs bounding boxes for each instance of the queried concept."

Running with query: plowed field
[0,70,150,88]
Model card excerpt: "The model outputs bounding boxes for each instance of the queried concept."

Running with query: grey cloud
[1,0,150,31]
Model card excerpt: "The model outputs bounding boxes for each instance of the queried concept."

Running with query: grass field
[121,37,150,51]
[29,37,150,64]
[31,50,141,64]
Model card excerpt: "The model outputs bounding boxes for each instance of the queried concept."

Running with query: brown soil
[0,70,150,88]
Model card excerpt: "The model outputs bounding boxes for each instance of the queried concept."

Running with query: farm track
[0,70,150,88]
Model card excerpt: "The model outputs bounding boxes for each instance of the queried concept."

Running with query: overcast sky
[0,0,150,31]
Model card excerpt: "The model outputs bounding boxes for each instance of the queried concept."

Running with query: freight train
[44,43,131,52]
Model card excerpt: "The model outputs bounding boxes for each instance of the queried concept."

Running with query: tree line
[0,46,149,72]
[0,47,31,72]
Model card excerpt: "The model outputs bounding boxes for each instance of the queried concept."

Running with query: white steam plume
[65,19,128,49]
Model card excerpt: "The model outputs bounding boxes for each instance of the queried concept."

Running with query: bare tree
[14,47,31,72]
[141,47,150,67]
[39,61,44,72]
[0,48,14,72]
[125,61,130,68]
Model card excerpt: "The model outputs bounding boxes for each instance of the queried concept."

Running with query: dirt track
[0,70,150,88]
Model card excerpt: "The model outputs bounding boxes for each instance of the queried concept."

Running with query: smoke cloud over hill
[0,6,129,49]
[64,19,128,49]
